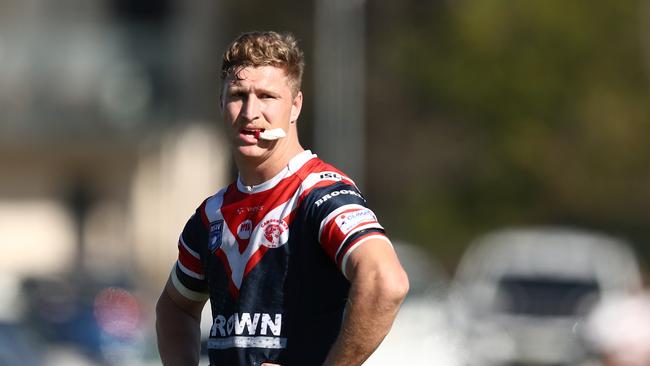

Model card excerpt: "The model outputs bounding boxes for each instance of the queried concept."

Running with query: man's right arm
[156,276,206,366]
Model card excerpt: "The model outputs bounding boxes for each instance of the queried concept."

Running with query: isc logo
[320,172,342,180]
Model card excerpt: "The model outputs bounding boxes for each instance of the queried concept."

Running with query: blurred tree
[366,0,650,266]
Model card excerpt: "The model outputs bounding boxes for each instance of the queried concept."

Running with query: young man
[156,31,409,366]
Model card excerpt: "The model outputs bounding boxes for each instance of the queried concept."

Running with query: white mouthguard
[258,128,286,140]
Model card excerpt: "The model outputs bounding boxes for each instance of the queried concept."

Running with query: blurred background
[1,0,649,365]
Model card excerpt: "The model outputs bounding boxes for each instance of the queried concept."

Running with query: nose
[240,94,260,121]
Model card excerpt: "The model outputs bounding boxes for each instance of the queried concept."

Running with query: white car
[449,227,642,366]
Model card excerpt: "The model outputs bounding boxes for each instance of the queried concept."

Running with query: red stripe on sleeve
[178,241,204,275]
[319,216,349,262]
[319,207,382,263]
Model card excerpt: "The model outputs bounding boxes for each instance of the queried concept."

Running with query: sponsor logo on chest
[210,312,282,337]
[208,312,287,350]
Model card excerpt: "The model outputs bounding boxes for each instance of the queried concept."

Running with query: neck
[235,142,305,187]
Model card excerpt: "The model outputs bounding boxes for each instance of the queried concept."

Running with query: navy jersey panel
[283,181,387,365]
[171,151,390,365]
[283,211,349,365]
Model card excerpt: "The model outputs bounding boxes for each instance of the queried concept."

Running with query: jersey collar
[236,150,316,193]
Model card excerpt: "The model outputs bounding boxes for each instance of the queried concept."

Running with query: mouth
[240,128,264,139]
[238,126,286,141]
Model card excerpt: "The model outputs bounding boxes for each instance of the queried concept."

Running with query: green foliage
[367,0,650,265]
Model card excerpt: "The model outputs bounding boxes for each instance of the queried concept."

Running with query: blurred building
[0,0,228,300]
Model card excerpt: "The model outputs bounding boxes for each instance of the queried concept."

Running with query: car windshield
[496,276,600,317]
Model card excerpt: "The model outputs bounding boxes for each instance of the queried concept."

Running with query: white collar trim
[236,150,316,193]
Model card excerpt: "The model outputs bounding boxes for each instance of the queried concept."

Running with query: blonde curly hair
[221,31,305,95]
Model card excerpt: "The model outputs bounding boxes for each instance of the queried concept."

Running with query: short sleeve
[171,211,210,302]
[303,181,389,277]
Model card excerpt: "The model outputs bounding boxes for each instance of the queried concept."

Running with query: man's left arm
[323,237,409,366]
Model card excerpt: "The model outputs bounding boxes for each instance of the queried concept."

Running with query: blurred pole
[173,0,223,122]
[65,179,93,275]
[314,0,366,190]
[641,0,650,82]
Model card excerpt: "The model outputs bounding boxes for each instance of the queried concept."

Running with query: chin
[235,145,269,159]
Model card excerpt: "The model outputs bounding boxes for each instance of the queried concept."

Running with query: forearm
[323,268,408,366]
[156,290,202,366]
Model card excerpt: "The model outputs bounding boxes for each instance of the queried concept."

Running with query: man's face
[221,65,302,160]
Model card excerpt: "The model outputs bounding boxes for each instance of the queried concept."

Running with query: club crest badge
[209,220,224,252]
[260,219,289,248]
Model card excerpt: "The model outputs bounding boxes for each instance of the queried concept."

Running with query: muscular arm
[323,238,410,366]
[156,277,207,366]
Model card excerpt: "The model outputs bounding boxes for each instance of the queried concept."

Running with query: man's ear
[290,91,303,123]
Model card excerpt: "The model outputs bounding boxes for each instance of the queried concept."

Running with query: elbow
[394,269,411,303]
[380,268,410,307]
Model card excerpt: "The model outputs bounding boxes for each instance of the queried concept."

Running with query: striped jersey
[172,150,389,365]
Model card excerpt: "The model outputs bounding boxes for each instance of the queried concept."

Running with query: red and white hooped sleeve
[318,203,391,278]
[172,213,210,302]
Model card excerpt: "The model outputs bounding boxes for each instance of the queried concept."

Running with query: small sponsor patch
[260,219,289,248]
[335,209,377,235]
[209,220,224,252]
[237,219,253,240]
